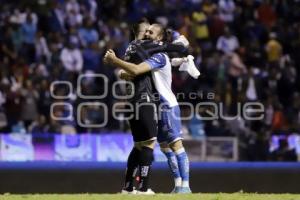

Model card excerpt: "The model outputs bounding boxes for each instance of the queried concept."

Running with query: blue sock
[163,149,181,187]
[175,148,190,188]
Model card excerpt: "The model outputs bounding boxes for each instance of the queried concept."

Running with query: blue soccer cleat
[171,186,181,193]
[177,187,192,194]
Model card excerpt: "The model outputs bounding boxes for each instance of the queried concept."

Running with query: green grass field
[1,193,300,200]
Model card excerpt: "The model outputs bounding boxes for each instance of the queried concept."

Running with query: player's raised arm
[104,49,165,76]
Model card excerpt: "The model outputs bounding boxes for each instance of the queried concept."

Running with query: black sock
[138,146,154,192]
[123,147,140,191]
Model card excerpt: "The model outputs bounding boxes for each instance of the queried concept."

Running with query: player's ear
[165,29,173,43]
[158,30,166,41]
[160,28,168,42]
[157,35,163,41]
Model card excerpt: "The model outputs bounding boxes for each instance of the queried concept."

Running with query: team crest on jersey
[124,44,136,61]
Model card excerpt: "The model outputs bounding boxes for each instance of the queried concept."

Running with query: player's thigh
[140,139,156,149]
[159,105,183,145]
[159,142,169,152]
[137,103,157,133]
[169,139,183,152]
[157,118,167,144]
[132,102,158,143]
[129,118,143,143]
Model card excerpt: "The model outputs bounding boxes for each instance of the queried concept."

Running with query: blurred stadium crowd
[0,0,300,160]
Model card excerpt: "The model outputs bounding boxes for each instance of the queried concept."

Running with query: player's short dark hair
[131,18,150,38]
[166,28,174,43]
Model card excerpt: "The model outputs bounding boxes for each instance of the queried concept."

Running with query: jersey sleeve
[171,31,180,41]
[145,53,166,70]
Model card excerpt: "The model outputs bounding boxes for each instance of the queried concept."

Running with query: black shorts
[128,102,157,143]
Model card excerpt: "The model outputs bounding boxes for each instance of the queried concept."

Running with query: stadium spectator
[66,0,81,14]
[85,0,98,23]
[48,2,66,33]
[65,0,83,28]
[202,0,217,18]
[11,24,23,55]
[0,27,17,65]
[29,114,48,134]
[21,15,37,64]
[0,88,7,132]
[60,38,83,73]
[218,0,236,24]
[257,0,277,29]
[37,79,51,118]
[216,27,239,54]
[191,10,209,45]
[46,117,62,133]
[9,9,24,25]
[35,31,51,64]
[82,42,101,72]
[265,32,282,68]
[271,138,297,161]
[78,18,99,47]
[20,80,39,128]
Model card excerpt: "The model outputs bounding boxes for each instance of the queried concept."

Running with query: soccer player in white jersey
[104,24,195,193]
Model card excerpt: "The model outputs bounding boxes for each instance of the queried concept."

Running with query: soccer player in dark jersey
[118,21,158,195]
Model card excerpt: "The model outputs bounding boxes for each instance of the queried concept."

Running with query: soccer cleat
[177,187,192,194]
[171,186,181,193]
[121,188,137,194]
[136,189,155,195]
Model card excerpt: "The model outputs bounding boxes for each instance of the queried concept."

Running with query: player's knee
[140,139,156,149]
[134,142,141,150]
[159,142,169,152]
[169,139,183,152]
